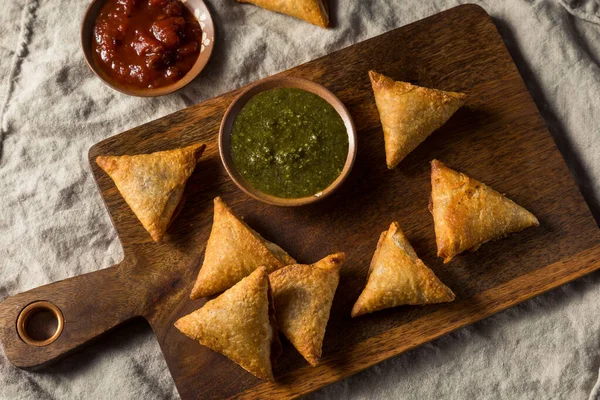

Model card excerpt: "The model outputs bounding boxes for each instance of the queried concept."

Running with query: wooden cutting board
[1,4,599,399]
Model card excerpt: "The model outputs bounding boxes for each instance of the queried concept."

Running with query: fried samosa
[175,267,280,381]
[369,70,466,169]
[237,0,329,28]
[191,197,295,299]
[351,222,454,317]
[96,143,205,242]
[269,252,344,366]
[430,160,540,263]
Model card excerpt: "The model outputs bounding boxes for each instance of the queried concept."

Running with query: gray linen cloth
[1,0,599,399]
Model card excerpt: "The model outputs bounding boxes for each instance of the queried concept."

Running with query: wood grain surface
[1,4,599,399]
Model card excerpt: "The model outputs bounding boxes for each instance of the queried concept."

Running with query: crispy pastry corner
[96,143,205,242]
[430,159,539,263]
[369,70,466,169]
[352,222,454,318]
[269,252,345,366]
[237,0,329,28]
[175,267,279,381]
[190,197,295,299]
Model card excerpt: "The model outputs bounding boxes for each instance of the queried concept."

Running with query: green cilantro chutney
[230,88,349,198]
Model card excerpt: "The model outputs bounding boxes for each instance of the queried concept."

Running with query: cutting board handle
[0,261,144,369]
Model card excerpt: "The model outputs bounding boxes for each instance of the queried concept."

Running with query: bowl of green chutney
[219,76,357,206]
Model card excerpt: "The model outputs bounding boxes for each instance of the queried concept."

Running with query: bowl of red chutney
[81,0,215,96]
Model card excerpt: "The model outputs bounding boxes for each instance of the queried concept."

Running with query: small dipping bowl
[81,0,215,97]
[219,76,357,207]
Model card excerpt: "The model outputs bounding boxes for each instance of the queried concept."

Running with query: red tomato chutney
[92,0,202,89]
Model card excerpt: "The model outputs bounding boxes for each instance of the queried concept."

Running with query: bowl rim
[80,0,215,97]
[219,76,358,207]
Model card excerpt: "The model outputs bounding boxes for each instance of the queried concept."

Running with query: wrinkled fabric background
[1,0,599,399]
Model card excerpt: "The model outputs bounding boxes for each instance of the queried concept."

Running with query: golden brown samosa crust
[96,143,205,242]
[237,0,329,28]
[430,160,540,263]
[175,267,278,381]
[369,70,466,169]
[269,253,344,366]
[191,197,295,299]
[351,222,454,318]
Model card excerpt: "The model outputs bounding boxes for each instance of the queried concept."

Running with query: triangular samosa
[237,0,329,28]
[351,222,454,317]
[191,197,295,299]
[175,267,280,381]
[269,252,344,366]
[96,143,205,242]
[369,70,466,169]
[430,160,539,263]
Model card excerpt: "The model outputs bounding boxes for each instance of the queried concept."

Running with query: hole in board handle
[17,301,64,346]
